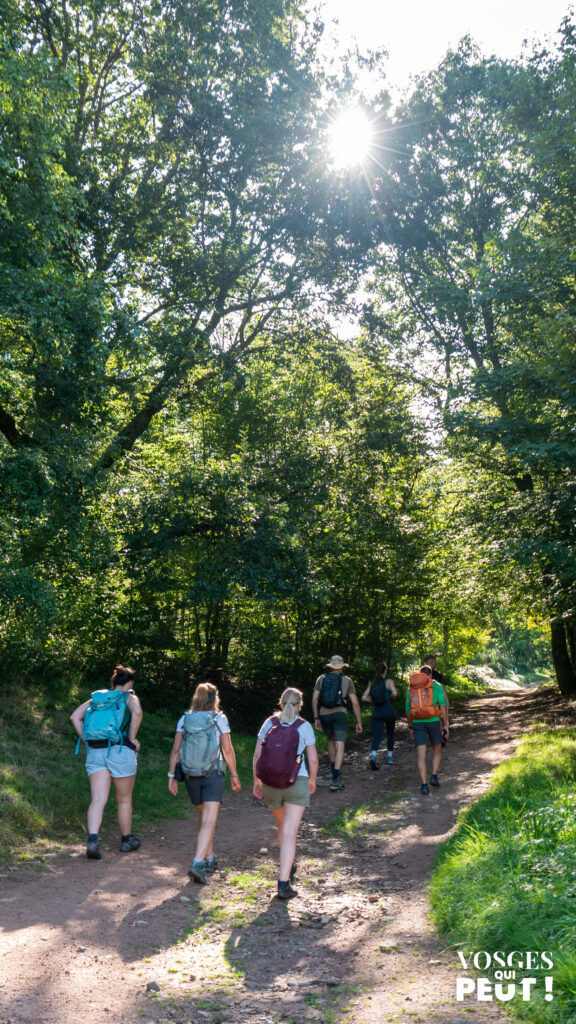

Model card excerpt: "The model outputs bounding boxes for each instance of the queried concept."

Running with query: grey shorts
[319,711,348,742]
[85,744,138,778]
[261,775,310,810]
[412,721,443,747]
[184,769,226,806]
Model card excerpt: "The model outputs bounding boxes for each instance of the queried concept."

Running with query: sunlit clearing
[328,107,374,168]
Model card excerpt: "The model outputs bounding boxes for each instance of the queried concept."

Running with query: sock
[121,834,131,842]
[330,761,335,772]
[371,751,377,759]
[88,833,99,841]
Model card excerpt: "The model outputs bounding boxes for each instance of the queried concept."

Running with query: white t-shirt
[257,715,316,778]
[176,711,231,752]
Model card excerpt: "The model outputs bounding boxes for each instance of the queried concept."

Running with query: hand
[168,778,178,796]
[443,726,449,739]
[309,779,317,795]
[253,779,263,800]
[131,738,141,753]
[355,722,363,734]
[314,717,322,732]
[231,775,242,792]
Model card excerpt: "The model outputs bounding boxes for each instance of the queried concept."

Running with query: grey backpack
[180,711,221,777]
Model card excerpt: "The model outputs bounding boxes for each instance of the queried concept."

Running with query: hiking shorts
[318,711,348,742]
[85,744,137,778]
[411,721,443,747]
[261,775,310,810]
[184,768,225,806]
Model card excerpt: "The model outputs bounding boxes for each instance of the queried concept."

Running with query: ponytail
[279,687,303,724]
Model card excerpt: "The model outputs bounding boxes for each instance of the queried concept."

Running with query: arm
[253,737,264,799]
[361,685,373,703]
[220,732,241,791]
[127,693,143,752]
[387,679,398,699]
[312,684,322,731]
[306,743,319,794]
[349,693,363,734]
[168,731,183,796]
[70,699,90,738]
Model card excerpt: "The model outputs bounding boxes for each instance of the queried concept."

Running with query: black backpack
[370,678,391,706]
[319,671,344,708]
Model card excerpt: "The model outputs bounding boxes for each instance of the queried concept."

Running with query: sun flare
[327,107,374,168]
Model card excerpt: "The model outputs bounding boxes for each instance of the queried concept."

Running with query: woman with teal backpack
[362,662,398,769]
[70,664,143,860]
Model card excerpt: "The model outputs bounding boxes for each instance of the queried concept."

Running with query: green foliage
[430,729,576,1024]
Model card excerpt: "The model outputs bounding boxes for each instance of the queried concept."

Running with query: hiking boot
[188,858,208,884]
[369,756,380,771]
[120,833,141,853]
[420,783,430,796]
[277,880,298,900]
[204,854,218,873]
[387,752,395,765]
[86,835,101,860]
[429,774,440,787]
[329,771,345,791]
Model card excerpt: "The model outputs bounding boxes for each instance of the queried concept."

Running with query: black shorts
[184,769,225,806]
[412,721,443,747]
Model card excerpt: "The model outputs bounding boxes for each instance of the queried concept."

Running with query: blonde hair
[279,687,303,724]
[191,682,220,713]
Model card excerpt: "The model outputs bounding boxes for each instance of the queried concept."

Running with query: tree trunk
[550,619,576,696]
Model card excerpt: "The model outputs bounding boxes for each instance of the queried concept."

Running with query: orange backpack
[407,672,440,723]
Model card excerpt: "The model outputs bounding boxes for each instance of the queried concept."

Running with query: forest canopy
[0,0,574,706]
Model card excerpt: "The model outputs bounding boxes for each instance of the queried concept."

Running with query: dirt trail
[0,688,558,1024]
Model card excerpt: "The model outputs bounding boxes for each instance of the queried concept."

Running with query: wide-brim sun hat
[325,655,348,670]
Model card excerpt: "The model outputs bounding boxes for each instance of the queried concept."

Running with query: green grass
[430,727,576,1024]
[0,692,258,859]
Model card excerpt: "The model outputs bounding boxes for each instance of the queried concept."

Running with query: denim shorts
[184,769,226,806]
[85,744,138,778]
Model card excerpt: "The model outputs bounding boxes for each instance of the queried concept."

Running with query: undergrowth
[430,727,576,1024]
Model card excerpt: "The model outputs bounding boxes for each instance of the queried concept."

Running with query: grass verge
[430,727,576,1024]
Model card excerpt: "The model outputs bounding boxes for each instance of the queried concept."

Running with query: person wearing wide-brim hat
[311,655,362,791]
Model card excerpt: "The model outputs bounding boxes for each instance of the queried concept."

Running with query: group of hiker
[70,652,450,899]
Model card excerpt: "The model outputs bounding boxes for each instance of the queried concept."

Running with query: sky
[319,0,573,90]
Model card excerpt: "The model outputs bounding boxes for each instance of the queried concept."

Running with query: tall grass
[430,729,576,1024]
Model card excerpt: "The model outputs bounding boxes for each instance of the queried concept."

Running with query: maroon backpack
[256,716,303,788]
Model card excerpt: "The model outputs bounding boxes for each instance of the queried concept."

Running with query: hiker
[423,653,450,743]
[406,664,449,795]
[70,664,143,860]
[361,662,398,768]
[253,687,318,900]
[312,654,362,791]
[168,682,241,884]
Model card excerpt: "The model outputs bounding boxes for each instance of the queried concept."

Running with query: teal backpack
[179,711,221,777]
[75,690,131,754]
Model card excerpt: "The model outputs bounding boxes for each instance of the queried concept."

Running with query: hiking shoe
[277,880,298,900]
[387,752,395,765]
[86,835,101,860]
[120,833,141,853]
[329,773,345,791]
[204,854,218,873]
[188,859,208,884]
[429,774,440,787]
[369,757,380,771]
[420,783,430,796]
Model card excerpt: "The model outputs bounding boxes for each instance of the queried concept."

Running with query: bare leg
[431,745,442,775]
[326,738,336,765]
[333,740,345,771]
[113,774,137,835]
[194,802,221,861]
[415,745,428,784]
[87,770,112,833]
[269,804,306,881]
